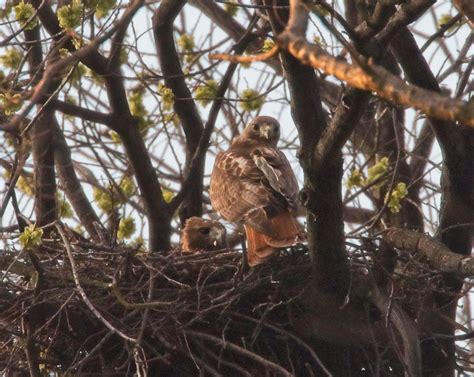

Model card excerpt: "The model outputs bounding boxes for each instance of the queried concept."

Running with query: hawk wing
[251,146,299,212]
[209,143,299,236]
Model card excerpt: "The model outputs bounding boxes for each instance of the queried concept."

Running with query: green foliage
[63,95,77,121]
[438,13,464,33]
[365,157,389,187]
[385,182,408,213]
[438,13,451,28]
[195,80,218,107]
[346,159,392,191]
[19,224,43,250]
[93,187,114,213]
[117,217,136,240]
[240,89,264,112]
[59,48,69,58]
[177,34,195,63]
[128,87,151,133]
[93,177,136,213]
[70,64,86,84]
[129,236,146,253]
[224,0,239,16]
[163,112,179,126]
[437,13,462,32]
[86,67,105,84]
[108,130,121,144]
[0,91,23,115]
[312,4,330,17]
[119,176,136,197]
[58,195,73,219]
[312,34,327,49]
[129,87,146,117]
[119,49,128,65]
[74,225,84,235]
[17,175,35,196]
[57,0,84,30]
[262,38,275,52]
[64,94,76,105]
[95,0,116,18]
[0,48,23,69]
[177,34,194,52]
[345,169,363,190]
[162,186,174,203]
[14,1,38,30]
[158,83,175,111]
[71,36,84,49]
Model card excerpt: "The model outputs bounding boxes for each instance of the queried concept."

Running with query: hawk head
[180,217,227,252]
[241,116,280,146]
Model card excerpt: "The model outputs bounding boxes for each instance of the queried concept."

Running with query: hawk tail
[244,212,303,267]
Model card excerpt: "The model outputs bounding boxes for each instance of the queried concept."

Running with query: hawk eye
[199,227,210,235]
[274,125,279,131]
[253,123,259,131]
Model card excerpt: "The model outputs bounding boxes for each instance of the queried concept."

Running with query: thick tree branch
[452,0,474,27]
[371,288,422,377]
[313,89,368,170]
[264,0,352,296]
[275,0,474,126]
[23,24,57,228]
[51,99,112,125]
[391,25,474,377]
[153,0,206,223]
[343,206,375,224]
[371,0,435,46]
[117,116,173,251]
[32,108,57,227]
[384,228,474,277]
[54,122,107,242]
[277,32,474,127]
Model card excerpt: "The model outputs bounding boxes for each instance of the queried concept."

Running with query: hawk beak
[210,228,226,248]
[261,124,272,139]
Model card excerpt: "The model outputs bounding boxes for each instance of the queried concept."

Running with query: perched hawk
[180,217,227,253]
[210,116,303,266]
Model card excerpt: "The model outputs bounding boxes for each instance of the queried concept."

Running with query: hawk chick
[181,217,227,253]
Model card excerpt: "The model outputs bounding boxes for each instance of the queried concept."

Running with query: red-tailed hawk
[209,116,303,266]
[180,217,227,253]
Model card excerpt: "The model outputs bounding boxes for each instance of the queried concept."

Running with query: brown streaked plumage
[181,217,227,253]
[209,116,304,267]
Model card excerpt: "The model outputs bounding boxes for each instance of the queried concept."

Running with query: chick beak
[260,123,272,139]
[210,228,225,248]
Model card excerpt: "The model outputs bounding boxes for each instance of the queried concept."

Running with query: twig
[209,45,279,63]
[185,330,294,376]
[56,223,137,343]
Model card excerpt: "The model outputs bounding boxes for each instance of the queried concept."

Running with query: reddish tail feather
[244,212,303,267]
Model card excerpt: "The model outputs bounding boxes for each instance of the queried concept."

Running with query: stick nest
[1,237,328,376]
